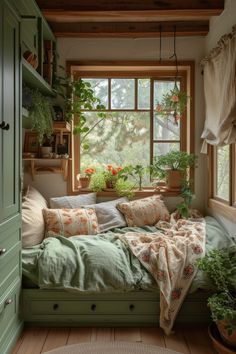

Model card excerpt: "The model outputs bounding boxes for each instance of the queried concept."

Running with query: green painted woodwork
[22,289,211,326]
[21,17,38,57]
[0,1,22,353]
[2,2,21,222]
[0,281,23,354]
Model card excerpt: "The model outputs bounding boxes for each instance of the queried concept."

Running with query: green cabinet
[0,1,23,353]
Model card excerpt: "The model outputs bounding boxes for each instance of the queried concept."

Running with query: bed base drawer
[22,289,211,326]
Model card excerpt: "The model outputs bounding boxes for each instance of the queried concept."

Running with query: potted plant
[77,167,96,189]
[155,84,189,125]
[88,171,106,192]
[198,247,236,351]
[151,150,197,190]
[26,88,54,145]
[103,164,122,189]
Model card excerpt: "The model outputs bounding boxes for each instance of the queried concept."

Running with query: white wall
[204,0,236,235]
[25,36,206,209]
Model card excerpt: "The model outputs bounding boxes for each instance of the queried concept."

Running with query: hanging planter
[155,84,189,125]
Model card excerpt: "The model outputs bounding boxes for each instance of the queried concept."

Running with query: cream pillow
[22,186,48,247]
[117,195,170,227]
[43,208,99,237]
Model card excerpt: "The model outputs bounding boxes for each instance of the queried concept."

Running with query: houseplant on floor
[198,247,236,351]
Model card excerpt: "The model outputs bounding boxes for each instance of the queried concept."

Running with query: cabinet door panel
[2,3,20,221]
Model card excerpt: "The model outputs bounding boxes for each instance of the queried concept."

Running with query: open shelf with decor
[23,158,71,181]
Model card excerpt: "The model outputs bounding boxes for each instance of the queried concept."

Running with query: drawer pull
[91,304,96,311]
[53,304,59,310]
[0,248,7,256]
[129,304,135,311]
[5,299,13,306]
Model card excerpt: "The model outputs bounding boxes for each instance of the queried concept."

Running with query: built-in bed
[21,216,235,327]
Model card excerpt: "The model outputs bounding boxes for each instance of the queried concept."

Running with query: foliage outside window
[209,143,236,221]
[70,64,192,192]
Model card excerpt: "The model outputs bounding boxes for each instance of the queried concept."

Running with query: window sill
[74,187,181,198]
[208,198,236,223]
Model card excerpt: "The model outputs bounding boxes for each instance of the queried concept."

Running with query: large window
[70,63,193,192]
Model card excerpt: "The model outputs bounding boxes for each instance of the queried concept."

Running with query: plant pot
[208,323,236,354]
[217,320,236,348]
[79,177,90,189]
[166,169,183,190]
[105,180,116,189]
[40,146,52,158]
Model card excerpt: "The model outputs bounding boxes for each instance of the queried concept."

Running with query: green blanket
[22,216,235,293]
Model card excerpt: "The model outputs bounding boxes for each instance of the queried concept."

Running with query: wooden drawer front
[0,244,20,290]
[0,281,20,343]
[0,218,21,253]
[30,300,159,316]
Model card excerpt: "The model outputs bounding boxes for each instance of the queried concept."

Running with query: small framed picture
[24,132,39,154]
[53,106,64,121]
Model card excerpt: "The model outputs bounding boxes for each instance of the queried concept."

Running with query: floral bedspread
[120,213,206,334]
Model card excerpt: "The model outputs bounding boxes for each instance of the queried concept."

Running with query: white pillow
[49,193,97,209]
[84,198,128,232]
[22,186,48,247]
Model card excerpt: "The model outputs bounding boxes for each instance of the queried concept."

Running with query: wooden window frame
[208,143,236,222]
[66,60,195,197]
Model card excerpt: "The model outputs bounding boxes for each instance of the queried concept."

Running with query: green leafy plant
[176,180,194,218]
[198,248,236,337]
[53,67,106,151]
[156,85,189,125]
[88,171,106,192]
[26,88,54,145]
[152,151,197,174]
[115,178,136,199]
[118,164,147,191]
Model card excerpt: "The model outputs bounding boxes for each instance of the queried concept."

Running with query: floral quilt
[120,212,206,334]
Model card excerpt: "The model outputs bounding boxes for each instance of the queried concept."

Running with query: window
[209,143,236,221]
[70,62,194,193]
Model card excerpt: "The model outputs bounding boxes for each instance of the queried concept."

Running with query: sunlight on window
[216,145,229,201]
[80,112,150,169]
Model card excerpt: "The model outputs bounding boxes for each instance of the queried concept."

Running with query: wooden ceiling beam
[42,9,223,23]
[50,21,209,38]
[36,0,224,12]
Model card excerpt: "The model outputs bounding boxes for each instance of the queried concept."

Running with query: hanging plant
[155,85,189,125]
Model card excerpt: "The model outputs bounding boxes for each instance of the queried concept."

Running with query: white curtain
[201,25,236,153]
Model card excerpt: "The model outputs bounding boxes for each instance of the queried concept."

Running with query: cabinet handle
[129,304,135,311]
[0,248,6,256]
[53,304,59,310]
[91,304,96,311]
[0,121,10,130]
[5,299,13,306]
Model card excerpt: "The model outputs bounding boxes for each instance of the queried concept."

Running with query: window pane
[216,145,229,201]
[80,111,150,168]
[154,114,180,140]
[82,78,108,108]
[153,80,179,108]
[111,79,135,109]
[138,79,150,109]
[154,142,180,157]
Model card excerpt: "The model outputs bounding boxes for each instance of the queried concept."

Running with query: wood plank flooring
[12,325,216,354]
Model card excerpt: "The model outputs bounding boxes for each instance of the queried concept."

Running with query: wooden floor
[11,325,216,354]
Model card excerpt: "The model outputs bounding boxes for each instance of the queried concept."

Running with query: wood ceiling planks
[35,0,224,37]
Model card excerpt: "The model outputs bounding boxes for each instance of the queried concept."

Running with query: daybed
[21,187,235,329]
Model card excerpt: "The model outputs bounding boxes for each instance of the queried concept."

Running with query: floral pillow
[43,208,99,237]
[117,195,170,227]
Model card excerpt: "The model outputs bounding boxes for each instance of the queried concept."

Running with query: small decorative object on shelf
[23,51,38,70]
[53,106,64,121]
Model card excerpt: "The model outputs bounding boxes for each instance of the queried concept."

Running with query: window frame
[208,143,236,222]
[66,60,195,196]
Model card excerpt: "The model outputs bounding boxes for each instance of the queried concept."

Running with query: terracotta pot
[105,180,116,189]
[79,177,90,189]
[166,169,183,190]
[208,323,236,354]
[217,320,236,348]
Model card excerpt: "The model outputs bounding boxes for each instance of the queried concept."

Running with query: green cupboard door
[2,2,21,222]
[0,2,2,222]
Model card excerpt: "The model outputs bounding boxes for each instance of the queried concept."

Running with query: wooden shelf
[23,158,71,181]
[53,121,71,132]
[22,58,55,96]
